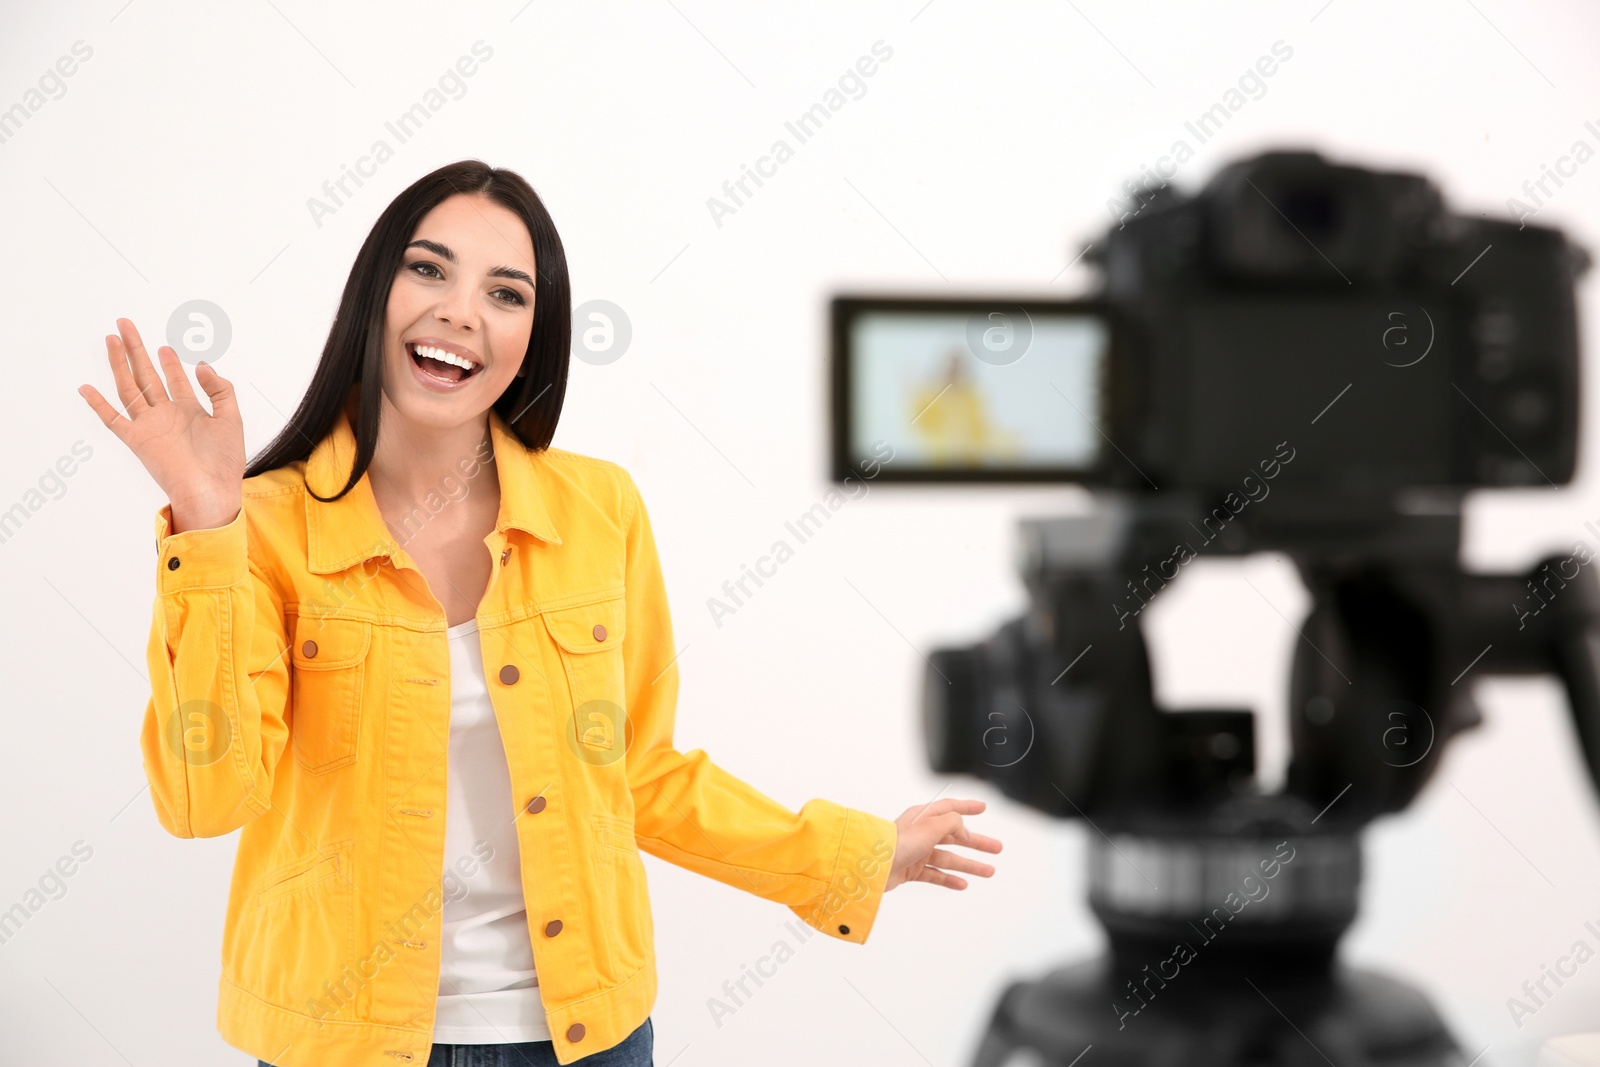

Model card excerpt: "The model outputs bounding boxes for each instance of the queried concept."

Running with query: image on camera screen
[845,308,1108,474]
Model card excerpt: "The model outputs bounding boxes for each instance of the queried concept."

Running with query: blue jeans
[259,1017,653,1066]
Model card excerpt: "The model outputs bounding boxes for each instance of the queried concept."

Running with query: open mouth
[408,342,482,384]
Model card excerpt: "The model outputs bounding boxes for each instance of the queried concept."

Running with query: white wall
[4,1,1599,1063]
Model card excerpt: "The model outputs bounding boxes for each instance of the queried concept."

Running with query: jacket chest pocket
[289,616,372,774]
[541,596,629,765]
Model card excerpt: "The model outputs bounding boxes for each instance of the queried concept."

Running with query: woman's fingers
[909,797,986,822]
[77,383,133,443]
[105,332,148,415]
[157,343,199,405]
[927,846,995,878]
[911,846,995,889]
[915,809,1002,854]
[116,317,167,408]
[942,823,1004,855]
[916,866,967,890]
[194,360,239,423]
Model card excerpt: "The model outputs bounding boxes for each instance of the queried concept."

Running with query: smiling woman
[79,158,1000,1067]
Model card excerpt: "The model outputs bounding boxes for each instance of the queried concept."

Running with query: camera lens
[923,648,981,775]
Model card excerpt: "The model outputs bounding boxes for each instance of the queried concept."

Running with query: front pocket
[232,839,356,1015]
[590,816,649,980]
[542,596,630,765]
[591,813,637,856]
[289,615,371,773]
[257,851,340,905]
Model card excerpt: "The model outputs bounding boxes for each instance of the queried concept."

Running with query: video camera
[829,149,1593,1061]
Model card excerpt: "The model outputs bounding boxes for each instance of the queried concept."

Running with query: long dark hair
[243,159,571,502]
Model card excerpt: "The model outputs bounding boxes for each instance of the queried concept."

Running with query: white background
[4,1,1600,1064]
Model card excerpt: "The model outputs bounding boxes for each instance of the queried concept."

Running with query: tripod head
[928,491,1600,820]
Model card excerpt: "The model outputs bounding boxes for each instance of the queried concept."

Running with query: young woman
[79,160,1001,1067]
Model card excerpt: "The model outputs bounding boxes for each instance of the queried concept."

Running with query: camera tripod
[926,501,1600,1066]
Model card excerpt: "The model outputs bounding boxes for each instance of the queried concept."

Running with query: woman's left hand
[885,798,1002,891]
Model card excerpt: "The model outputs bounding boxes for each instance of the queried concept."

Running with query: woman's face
[381,192,537,433]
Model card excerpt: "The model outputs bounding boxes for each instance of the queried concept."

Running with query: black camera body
[1093,149,1583,498]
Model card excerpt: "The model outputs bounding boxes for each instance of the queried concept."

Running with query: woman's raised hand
[78,317,247,534]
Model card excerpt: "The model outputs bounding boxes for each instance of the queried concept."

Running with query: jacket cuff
[790,805,898,944]
[154,502,248,592]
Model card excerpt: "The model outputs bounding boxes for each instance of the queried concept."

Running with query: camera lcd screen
[835,301,1110,480]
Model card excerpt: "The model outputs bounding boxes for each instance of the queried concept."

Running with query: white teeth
[410,344,478,373]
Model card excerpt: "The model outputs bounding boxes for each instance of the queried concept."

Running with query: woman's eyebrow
[405,239,536,288]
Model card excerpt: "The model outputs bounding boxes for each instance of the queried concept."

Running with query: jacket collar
[303,384,561,574]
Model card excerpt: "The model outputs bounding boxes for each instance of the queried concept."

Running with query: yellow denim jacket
[140,385,897,1065]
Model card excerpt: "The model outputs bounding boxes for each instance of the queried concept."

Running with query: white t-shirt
[432,617,552,1043]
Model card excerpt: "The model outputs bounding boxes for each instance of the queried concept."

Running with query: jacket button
[302,640,318,659]
[167,556,181,570]
[545,919,563,937]
[838,924,850,935]
[500,547,512,565]
[526,795,547,814]
[592,623,607,642]
[566,1023,586,1042]
[499,664,520,685]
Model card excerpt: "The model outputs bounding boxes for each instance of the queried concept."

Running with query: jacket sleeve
[139,502,291,839]
[618,472,898,944]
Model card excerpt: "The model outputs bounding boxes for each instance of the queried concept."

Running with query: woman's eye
[408,262,525,307]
